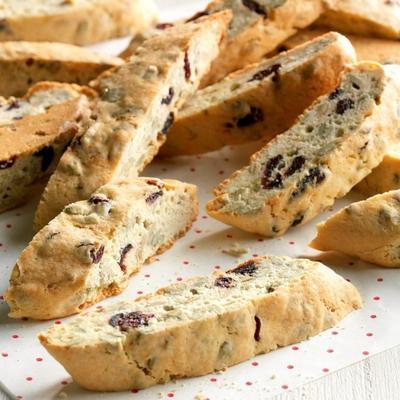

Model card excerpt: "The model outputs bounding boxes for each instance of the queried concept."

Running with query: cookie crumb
[223,242,249,257]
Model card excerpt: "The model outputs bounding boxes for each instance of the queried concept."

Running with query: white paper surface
[1,1,399,399]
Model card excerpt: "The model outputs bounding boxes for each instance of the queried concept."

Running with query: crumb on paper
[57,392,68,399]
[194,393,207,400]
[216,367,227,374]
[270,374,277,380]
[222,242,249,257]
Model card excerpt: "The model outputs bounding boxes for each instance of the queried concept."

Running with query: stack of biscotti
[0,82,95,214]
[33,12,232,230]
[207,62,399,236]
[270,27,400,65]
[6,178,198,320]
[160,32,356,157]
[0,0,159,45]
[121,0,325,87]
[0,41,123,97]
[38,255,362,391]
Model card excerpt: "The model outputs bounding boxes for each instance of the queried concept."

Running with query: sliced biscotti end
[161,31,356,157]
[6,178,198,320]
[207,62,399,237]
[0,41,123,97]
[33,11,231,231]
[310,190,400,268]
[38,255,361,391]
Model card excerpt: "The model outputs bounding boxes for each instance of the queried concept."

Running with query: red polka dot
[373,296,380,301]
[282,385,289,390]
[176,277,183,281]
[327,349,334,353]
[26,377,32,381]
[210,378,217,382]
[12,334,19,339]
[252,253,259,257]
[183,261,189,265]
[0,243,3,247]
[36,357,43,362]
[322,368,329,373]
[2,352,8,357]
[214,265,221,269]
[289,241,295,245]
[195,229,202,234]
[331,331,338,335]
[131,389,139,393]
[144,274,150,278]
[292,346,299,351]
[287,365,294,369]
[189,245,195,249]
[202,215,208,219]
[61,380,68,385]
[218,170,224,175]
[251,361,258,366]
[363,351,370,356]
[167,393,174,398]
[190,168,196,172]
[257,238,264,242]
[348,262,355,266]
[0,295,3,300]
[226,234,233,238]
[366,332,373,337]
[224,158,230,162]
[370,314,377,319]
[377,278,383,282]
[6,224,11,228]
[137,291,143,295]
[346,278,351,282]
[245,381,253,386]
[55,320,62,325]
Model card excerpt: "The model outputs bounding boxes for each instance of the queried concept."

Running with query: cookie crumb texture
[38,256,361,391]
[0,0,159,45]
[207,62,399,237]
[5,178,198,320]
[310,189,400,268]
[33,11,231,230]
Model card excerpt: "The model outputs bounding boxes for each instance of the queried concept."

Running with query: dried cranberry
[34,146,54,172]
[254,316,261,341]
[186,11,209,22]
[161,87,175,105]
[328,88,343,100]
[89,195,110,205]
[146,179,164,188]
[336,98,354,115]
[292,214,304,227]
[242,0,268,16]
[184,51,191,81]
[262,173,283,190]
[109,311,155,331]
[90,245,105,264]
[215,276,235,288]
[146,191,163,204]
[6,100,20,111]
[119,244,133,273]
[285,156,305,177]
[293,167,326,197]
[0,156,16,169]
[237,106,264,127]
[156,22,174,30]
[229,260,258,276]
[161,112,174,135]
[249,63,281,82]
[261,155,284,189]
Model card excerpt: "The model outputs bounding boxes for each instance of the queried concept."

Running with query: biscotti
[317,0,400,39]
[206,62,399,237]
[0,0,159,45]
[38,255,362,391]
[0,41,123,97]
[33,12,231,230]
[310,190,400,267]
[0,82,94,214]
[160,32,356,157]
[271,27,400,65]
[6,178,198,320]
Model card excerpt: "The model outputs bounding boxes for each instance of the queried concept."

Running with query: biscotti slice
[6,178,198,320]
[0,82,94,214]
[310,190,400,267]
[272,27,400,65]
[38,255,361,391]
[317,0,400,39]
[0,0,158,45]
[33,12,231,230]
[0,41,123,97]
[206,62,399,237]
[160,32,356,157]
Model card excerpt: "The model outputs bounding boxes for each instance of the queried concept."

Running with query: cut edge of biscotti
[160,31,356,157]
[309,189,400,268]
[206,61,399,237]
[38,255,362,392]
[6,178,198,320]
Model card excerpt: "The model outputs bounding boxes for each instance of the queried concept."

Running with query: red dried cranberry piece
[285,155,305,177]
[119,244,133,273]
[146,191,163,204]
[242,0,268,16]
[261,155,285,189]
[156,22,174,30]
[34,146,54,172]
[249,63,281,82]
[215,276,235,288]
[186,11,209,22]
[229,260,258,276]
[336,98,354,115]
[263,174,283,190]
[328,88,343,100]
[237,106,264,127]
[254,316,261,341]
[184,51,191,81]
[161,112,175,135]
[161,87,175,105]
[89,196,110,205]
[109,311,155,331]
[90,245,105,264]
[292,167,326,198]
[6,100,20,111]
[0,156,16,169]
